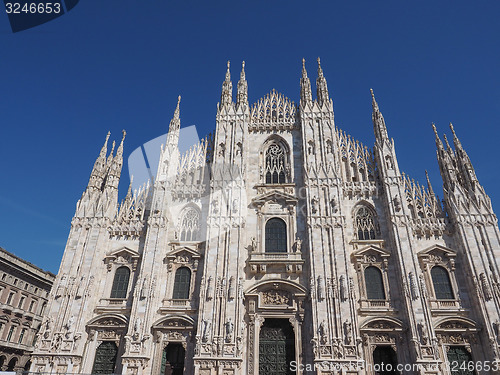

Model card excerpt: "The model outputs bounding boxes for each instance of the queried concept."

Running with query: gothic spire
[220,61,233,107]
[425,170,435,197]
[316,57,330,106]
[106,140,115,167]
[432,123,444,150]
[449,123,479,191]
[371,89,389,143]
[167,96,181,146]
[115,130,126,159]
[236,61,248,108]
[88,131,111,190]
[300,58,312,105]
[449,123,463,150]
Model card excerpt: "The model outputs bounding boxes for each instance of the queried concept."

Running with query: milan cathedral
[31,59,500,375]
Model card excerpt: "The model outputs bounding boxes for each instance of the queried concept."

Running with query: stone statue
[225,318,234,342]
[251,237,257,252]
[294,237,302,253]
[202,319,211,342]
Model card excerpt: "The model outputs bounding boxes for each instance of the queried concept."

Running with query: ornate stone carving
[261,289,291,305]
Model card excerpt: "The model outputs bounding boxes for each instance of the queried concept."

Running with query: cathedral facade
[31,59,500,375]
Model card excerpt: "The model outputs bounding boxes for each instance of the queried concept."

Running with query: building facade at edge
[0,247,54,372]
[31,59,500,375]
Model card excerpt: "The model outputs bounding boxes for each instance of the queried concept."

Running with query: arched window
[265,218,287,253]
[354,206,377,240]
[265,143,287,184]
[179,207,200,241]
[172,267,191,300]
[365,266,385,300]
[431,266,454,300]
[110,267,130,299]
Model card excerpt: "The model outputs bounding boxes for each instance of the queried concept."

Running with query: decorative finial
[317,57,323,76]
[225,61,231,81]
[449,122,456,137]
[425,170,435,196]
[370,89,379,110]
[122,129,126,140]
[240,61,246,80]
[443,134,452,150]
[301,58,308,79]
[432,123,438,136]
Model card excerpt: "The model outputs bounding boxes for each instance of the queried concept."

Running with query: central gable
[249,89,298,131]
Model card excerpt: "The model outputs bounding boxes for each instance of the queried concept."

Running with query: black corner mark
[4,0,80,33]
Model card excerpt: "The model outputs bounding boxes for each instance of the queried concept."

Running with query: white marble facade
[31,59,500,375]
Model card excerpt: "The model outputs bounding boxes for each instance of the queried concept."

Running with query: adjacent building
[31,59,500,374]
[0,247,54,372]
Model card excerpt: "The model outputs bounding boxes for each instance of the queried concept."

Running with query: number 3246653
[5,3,62,14]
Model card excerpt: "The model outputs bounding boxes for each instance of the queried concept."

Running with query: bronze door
[259,319,295,375]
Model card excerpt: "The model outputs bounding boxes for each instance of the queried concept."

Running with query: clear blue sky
[0,1,499,273]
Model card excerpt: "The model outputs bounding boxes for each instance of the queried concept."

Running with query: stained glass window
[355,206,377,240]
[265,144,286,184]
[180,208,200,241]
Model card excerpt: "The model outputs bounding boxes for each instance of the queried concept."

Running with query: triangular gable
[104,247,140,270]
[252,190,297,207]
[418,244,456,259]
[352,244,391,262]
[105,246,140,260]
[166,244,201,260]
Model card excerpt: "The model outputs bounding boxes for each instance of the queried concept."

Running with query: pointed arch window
[431,266,454,300]
[355,206,378,240]
[365,266,385,300]
[179,207,200,241]
[172,267,191,300]
[265,218,287,253]
[265,143,287,184]
[110,266,130,299]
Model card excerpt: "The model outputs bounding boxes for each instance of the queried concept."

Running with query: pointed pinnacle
[432,123,444,149]
[317,57,323,76]
[126,175,133,198]
[370,89,379,111]
[100,131,111,156]
[115,130,126,157]
[225,60,231,81]
[449,122,456,136]
[240,61,246,80]
[425,170,435,196]
[174,95,181,118]
[302,58,308,77]
[432,123,438,137]
[443,134,452,150]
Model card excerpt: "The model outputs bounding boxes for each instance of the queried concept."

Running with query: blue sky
[0,1,499,273]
